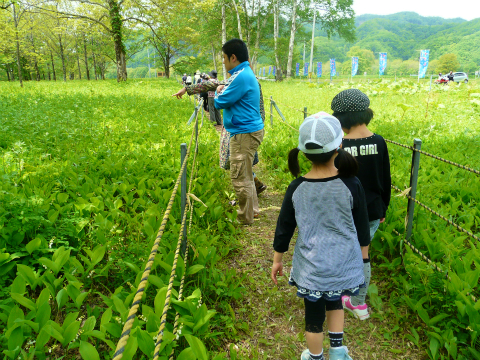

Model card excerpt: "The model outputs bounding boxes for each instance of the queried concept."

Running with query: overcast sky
[352,0,480,21]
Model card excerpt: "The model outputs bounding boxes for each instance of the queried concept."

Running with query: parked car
[452,72,469,83]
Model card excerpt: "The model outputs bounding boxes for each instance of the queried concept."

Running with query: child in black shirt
[331,89,391,321]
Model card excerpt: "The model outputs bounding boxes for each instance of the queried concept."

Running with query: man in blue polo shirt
[215,39,264,225]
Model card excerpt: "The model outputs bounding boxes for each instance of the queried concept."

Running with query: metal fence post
[270,96,273,127]
[180,143,187,255]
[304,107,307,119]
[406,138,422,240]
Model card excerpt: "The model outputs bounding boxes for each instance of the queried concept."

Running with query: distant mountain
[355,12,466,26]
[304,12,480,71]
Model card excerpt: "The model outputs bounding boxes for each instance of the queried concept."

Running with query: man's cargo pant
[229,129,264,225]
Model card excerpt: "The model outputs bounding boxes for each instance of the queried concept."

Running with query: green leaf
[48,209,59,223]
[154,287,168,316]
[16,264,38,290]
[11,276,26,295]
[429,337,440,360]
[82,316,96,333]
[8,326,23,352]
[184,334,208,360]
[76,292,89,308]
[25,238,42,254]
[79,341,100,360]
[56,288,69,310]
[428,313,449,326]
[63,321,81,346]
[57,193,69,204]
[11,293,36,311]
[7,306,24,329]
[186,265,205,276]
[137,328,155,357]
[114,199,123,209]
[38,257,59,274]
[177,347,196,360]
[43,324,65,343]
[113,295,128,318]
[36,328,51,350]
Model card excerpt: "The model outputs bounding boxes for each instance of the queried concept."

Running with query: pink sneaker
[342,295,370,320]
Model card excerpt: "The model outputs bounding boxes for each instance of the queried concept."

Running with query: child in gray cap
[272,112,370,360]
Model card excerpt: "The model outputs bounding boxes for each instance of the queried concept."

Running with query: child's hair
[288,143,358,178]
[332,108,374,130]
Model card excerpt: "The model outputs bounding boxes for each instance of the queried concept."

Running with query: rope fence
[385,139,480,175]
[112,110,202,360]
[265,95,479,305]
[391,185,480,243]
[392,229,478,303]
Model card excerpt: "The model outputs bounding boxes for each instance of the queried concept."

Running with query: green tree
[437,53,460,74]
[347,46,374,74]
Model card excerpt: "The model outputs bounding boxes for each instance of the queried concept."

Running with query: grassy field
[0,77,479,360]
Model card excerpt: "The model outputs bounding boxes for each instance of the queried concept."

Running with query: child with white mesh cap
[271,112,370,360]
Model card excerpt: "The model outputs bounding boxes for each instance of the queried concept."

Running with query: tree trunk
[59,35,67,81]
[211,43,217,72]
[83,34,90,80]
[50,51,56,81]
[286,0,297,78]
[30,34,40,81]
[165,50,170,78]
[47,62,51,80]
[108,0,127,81]
[231,0,243,40]
[273,0,282,81]
[6,65,10,81]
[251,0,267,66]
[242,0,251,51]
[221,4,227,80]
[12,3,23,87]
[91,38,98,80]
[76,40,82,80]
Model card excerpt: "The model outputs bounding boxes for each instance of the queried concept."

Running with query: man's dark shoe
[254,177,267,195]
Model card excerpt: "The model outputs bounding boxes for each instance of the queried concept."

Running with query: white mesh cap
[298,112,343,154]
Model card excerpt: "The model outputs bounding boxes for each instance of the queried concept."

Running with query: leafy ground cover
[0,79,243,359]
[1,77,479,360]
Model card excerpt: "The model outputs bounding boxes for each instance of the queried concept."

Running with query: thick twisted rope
[154,123,202,360]
[111,116,199,360]
[391,185,480,243]
[169,116,203,360]
[152,202,189,360]
[385,139,480,175]
[392,229,477,303]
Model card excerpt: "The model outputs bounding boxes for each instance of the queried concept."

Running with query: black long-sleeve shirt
[341,134,391,221]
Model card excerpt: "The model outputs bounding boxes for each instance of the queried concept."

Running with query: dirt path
[224,164,426,360]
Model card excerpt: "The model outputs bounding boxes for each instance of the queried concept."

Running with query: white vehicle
[449,72,469,83]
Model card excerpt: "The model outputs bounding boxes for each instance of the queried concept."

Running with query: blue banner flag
[418,50,430,78]
[304,63,309,76]
[263,67,265,76]
[273,66,276,76]
[296,63,300,76]
[351,57,358,77]
[317,62,322,77]
[330,59,336,77]
[268,66,271,75]
[379,53,387,76]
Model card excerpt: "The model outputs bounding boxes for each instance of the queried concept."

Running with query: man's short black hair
[222,39,249,63]
[332,109,374,130]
